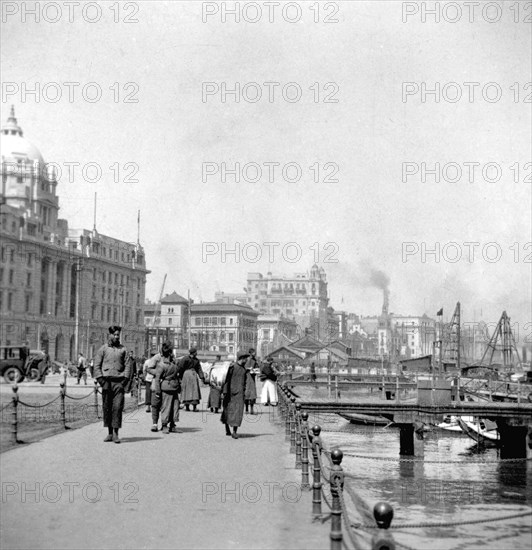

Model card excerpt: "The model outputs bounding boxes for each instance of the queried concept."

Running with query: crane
[153,274,167,350]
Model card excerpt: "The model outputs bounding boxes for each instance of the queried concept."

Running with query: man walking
[150,342,180,433]
[76,353,87,385]
[260,357,278,406]
[221,352,248,439]
[147,342,179,432]
[94,326,131,443]
[143,350,156,413]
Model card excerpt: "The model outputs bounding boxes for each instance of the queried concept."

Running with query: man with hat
[260,357,278,406]
[221,352,248,439]
[178,347,205,412]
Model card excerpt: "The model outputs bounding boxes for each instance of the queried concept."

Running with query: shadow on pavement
[233,433,276,438]
[120,436,163,443]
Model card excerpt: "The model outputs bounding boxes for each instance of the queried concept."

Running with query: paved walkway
[1,388,329,550]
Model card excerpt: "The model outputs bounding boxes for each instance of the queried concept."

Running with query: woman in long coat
[179,348,205,411]
[221,352,248,439]
[244,348,258,414]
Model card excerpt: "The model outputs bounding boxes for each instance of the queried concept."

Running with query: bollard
[93,379,100,418]
[311,425,323,517]
[295,403,302,468]
[371,502,395,550]
[334,375,339,402]
[11,384,19,444]
[285,393,291,441]
[60,381,67,429]
[290,397,297,453]
[328,371,332,399]
[301,412,311,489]
[329,449,345,550]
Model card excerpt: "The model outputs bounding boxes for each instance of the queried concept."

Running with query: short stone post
[311,425,323,517]
[371,502,395,550]
[295,403,302,468]
[93,379,100,418]
[301,412,311,489]
[289,397,297,453]
[60,381,67,429]
[11,384,19,444]
[329,449,345,550]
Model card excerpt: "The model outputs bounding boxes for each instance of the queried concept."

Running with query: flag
[436,308,443,316]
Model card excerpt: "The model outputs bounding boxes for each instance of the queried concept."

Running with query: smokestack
[382,288,389,316]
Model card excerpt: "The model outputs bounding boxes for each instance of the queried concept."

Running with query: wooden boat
[457,417,500,445]
[436,415,462,432]
[338,412,392,426]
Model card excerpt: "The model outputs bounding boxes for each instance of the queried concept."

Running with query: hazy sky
[2,0,531,332]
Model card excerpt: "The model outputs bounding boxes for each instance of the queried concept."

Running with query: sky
[2,0,531,334]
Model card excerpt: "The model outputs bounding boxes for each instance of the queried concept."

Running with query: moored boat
[457,417,500,445]
[338,412,392,426]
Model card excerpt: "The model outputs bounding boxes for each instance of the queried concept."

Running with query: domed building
[0,107,149,361]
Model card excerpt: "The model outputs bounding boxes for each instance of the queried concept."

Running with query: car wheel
[3,367,23,384]
[28,367,40,381]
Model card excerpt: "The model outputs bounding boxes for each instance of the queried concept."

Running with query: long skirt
[208,386,222,409]
[260,380,278,405]
[244,371,257,404]
[181,369,201,405]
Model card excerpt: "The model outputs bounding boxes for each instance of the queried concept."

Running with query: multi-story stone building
[246,264,329,339]
[0,108,149,359]
[190,302,258,356]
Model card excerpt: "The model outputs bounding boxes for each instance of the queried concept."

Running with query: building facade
[190,302,258,356]
[0,108,149,359]
[246,264,329,339]
[144,292,189,351]
[256,314,299,358]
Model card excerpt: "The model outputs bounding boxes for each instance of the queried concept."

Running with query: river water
[304,412,531,550]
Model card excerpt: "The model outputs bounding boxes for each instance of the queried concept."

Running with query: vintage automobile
[0,346,45,383]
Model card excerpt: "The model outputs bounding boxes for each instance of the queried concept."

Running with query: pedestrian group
[94,326,280,443]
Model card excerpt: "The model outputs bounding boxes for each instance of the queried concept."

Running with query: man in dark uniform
[94,326,131,443]
[149,342,180,433]
[221,352,248,439]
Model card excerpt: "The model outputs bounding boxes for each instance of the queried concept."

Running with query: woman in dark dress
[179,348,205,411]
[244,348,258,415]
[221,352,248,439]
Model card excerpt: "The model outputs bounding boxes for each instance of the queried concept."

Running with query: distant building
[144,292,189,351]
[0,107,149,358]
[257,314,299,358]
[214,290,247,305]
[190,302,258,355]
[246,264,329,339]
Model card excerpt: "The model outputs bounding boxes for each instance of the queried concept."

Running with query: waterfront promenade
[0,387,329,550]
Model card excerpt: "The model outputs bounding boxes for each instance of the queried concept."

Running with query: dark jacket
[148,354,180,392]
[260,363,277,382]
[177,355,205,383]
[94,343,130,379]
